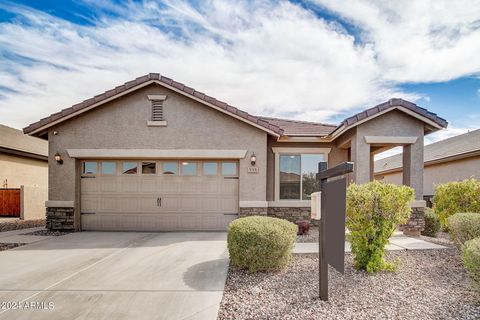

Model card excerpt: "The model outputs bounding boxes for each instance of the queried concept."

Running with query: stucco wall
[0,153,47,220]
[377,155,480,196]
[20,185,48,219]
[48,83,268,204]
[0,153,47,188]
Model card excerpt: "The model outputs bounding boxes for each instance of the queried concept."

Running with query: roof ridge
[23,73,284,136]
[259,116,337,127]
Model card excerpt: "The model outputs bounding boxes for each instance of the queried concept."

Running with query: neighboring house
[0,124,48,219]
[375,129,480,206]
[23,73,447,235]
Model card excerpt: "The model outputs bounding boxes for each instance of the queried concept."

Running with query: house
[23,73,447,235]
[374,129,480,206]
[0,124,48,219]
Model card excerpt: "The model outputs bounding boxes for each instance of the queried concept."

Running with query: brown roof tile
[23,73,284,136]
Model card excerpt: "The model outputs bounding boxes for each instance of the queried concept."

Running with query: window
[142,162,156,174]
[162,162,177,175]
[122,162,138,174]
[301,154,323,200]
[222,162,237,176]
[203,162,217,175]
[279,155,300,199]
[82,161,97,175]
[181,162,197,175]
[101,162,116,175]
[279,153,325,200]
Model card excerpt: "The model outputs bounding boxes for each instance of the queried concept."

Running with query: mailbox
[310,191,321,220]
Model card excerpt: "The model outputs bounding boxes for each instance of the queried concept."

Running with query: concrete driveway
[0,231,229,320]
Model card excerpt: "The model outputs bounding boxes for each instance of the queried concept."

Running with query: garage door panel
[82,213,236,231]
[81,159,239,231]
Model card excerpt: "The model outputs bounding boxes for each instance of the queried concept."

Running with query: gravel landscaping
[21,229,71,236]
[0,219,45,232]
[218,249,480,320]
[297,226,319,243]
[0,243,26,251]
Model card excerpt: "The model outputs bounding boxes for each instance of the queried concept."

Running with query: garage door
[80,160,239,231]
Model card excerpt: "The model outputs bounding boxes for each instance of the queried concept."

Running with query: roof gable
[330,98,448,139]
[23,73,284,137]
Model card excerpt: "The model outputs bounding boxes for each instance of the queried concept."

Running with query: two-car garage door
[80,160,239,231]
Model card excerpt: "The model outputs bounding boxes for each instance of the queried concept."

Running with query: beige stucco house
[0,124,48,219]
[375,129,480,206]
[23,73,447,235]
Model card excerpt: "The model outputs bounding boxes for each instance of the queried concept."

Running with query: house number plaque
[247,166,259,173]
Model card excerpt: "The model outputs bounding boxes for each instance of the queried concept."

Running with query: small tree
[433,178,480,228]
[346,181,414,273]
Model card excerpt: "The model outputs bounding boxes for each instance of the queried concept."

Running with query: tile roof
[259,117,336,136]
[22,74,447,140]
[23,73,284,136]
[375,128,480,173]
[0,124,48,157]
[333,98,448,134]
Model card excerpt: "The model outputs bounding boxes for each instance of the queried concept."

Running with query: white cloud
[0,0,479,130]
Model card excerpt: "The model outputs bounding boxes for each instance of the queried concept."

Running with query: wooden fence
[0,189,20,217]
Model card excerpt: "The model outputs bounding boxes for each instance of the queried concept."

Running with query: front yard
[218,249,480,320]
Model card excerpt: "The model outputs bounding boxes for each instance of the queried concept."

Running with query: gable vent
[147,95,167,123]
[152,100,164,121]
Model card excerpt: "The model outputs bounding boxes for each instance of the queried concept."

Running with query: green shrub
[448,213,480,248]
[421,208,441,237]
[346,181,414,273]
[227,216,297,272]
[433,178,480,228]
[462,238,480,291]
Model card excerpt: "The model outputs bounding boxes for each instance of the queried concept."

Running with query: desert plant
[346,181,414,273]
[296,220,310,235]
[227,216,297,272]
[433,178,480,228]
[448,213,480,248]
[462,238,480,291]
[421,208,441,237]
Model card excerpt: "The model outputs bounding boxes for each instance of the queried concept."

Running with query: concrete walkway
[0,231,228,320]
[293,232,447,254]
[0,227,52,244]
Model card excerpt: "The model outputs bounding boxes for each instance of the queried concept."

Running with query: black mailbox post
[317,162,354,301]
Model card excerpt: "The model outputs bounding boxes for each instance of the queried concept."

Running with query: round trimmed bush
[421,208,441,237]
[433,178,480,228]
[462,238,480,291]
[227,216,297,272]
[448,213,480,248]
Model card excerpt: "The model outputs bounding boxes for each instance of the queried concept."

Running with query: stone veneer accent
[239,207,267,216]
[239,207,313,224]
[46,207,75,231]
[402,206,425,236]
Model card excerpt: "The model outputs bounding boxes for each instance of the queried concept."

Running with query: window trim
[221,161,238,177]
[121,161,139,175]
[203,161,218,176]
[180,161,198,176]
[141,161,157,174]
[100,161,116,176]
[272,148,330,202]
[81,161,98,176]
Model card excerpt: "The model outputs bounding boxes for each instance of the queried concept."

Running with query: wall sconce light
[54,152,63,165]
[250,152,257,166]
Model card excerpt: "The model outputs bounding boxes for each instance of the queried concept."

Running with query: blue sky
[1,0,479,148]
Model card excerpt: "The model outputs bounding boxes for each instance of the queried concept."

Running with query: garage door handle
[157,197,162,207]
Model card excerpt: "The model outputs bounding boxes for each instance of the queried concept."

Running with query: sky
[1,0,480,157]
